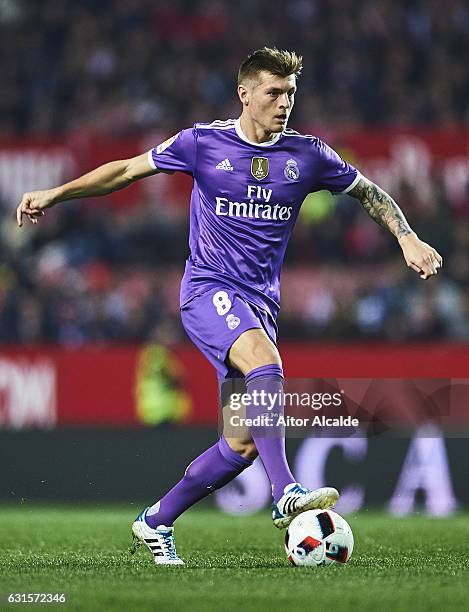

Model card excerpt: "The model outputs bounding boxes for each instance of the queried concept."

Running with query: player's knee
[241,440,258,461]
[228,329,282,375]
[250,341,282,369]
[229,334,282,374]
[226,437,258,461]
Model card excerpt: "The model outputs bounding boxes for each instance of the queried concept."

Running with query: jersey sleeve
[147,127,197,174]
[311,138,360,194]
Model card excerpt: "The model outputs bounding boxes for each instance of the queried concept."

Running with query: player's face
[240,71,297,134]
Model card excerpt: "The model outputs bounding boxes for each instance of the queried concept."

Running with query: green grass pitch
[1,505,468,611]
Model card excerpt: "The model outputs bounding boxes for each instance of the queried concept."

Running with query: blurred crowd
[1,0,469,135]
[0,0,469,344]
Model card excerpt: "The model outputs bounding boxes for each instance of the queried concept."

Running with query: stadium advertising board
[0,344,468,429]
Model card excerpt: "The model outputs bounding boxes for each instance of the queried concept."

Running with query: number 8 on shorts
[212,291,232,316]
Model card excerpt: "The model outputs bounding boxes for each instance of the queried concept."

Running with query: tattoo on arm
[348,177,413,240]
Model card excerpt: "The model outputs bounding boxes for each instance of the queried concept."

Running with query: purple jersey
[148,118,359,317]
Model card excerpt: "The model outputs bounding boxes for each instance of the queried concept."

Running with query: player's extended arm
[16,152,159,227]
[348,175,443,280]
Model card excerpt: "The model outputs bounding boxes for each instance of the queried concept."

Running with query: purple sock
[145,436,251,528]
[245,364,295,503]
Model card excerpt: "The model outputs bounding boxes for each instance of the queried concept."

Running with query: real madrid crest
[284,158,300,181]
[251,157,269,181]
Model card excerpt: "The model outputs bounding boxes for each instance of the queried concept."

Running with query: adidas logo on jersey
[216,158,233,171]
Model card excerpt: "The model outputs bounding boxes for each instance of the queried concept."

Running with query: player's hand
[16,189,57,227]
[398,232,443,280]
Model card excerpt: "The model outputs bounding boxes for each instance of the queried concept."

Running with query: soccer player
[17,48,442,566]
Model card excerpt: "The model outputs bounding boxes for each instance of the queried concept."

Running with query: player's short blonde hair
[238,47,303,86]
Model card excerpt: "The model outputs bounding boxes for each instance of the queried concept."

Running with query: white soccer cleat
[130,508,184,566]
[272,483,339,529]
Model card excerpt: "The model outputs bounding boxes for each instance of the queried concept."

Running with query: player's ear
[237,84,249,106]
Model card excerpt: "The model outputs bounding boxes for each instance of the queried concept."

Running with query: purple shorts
[180,285,278,383]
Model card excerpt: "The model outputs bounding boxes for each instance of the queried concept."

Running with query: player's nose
[278,93,291,110]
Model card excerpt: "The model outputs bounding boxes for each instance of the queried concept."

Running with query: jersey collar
[235,118,283,147]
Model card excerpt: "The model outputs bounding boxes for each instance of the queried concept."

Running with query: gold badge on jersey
[251,157,269,181]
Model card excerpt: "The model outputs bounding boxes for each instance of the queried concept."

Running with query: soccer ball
[285,509,354,567]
